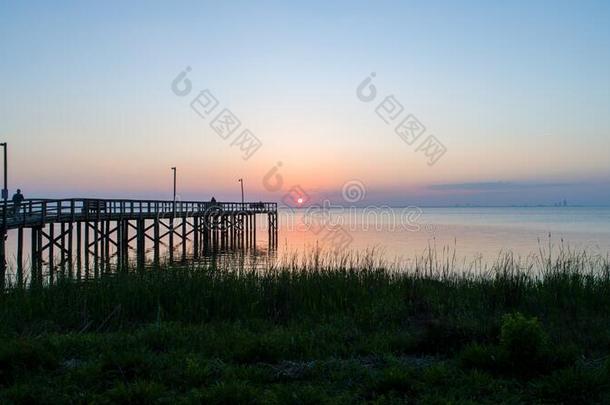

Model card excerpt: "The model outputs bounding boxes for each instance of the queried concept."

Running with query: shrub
[458,313,571,378]
[498,312,552,376]
[457,343,500,372]
[499,313,548,363]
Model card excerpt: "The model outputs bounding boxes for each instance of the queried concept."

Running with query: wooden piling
[153,219,160,265]
[0,228,6,289]
[93,221,99,277]
[84,222,90,278]
[252,213,256,248]
[68,222,74,278]
[104,220,110,273]
[36,226,43,285]
[76,222,82,280]
[137,218,145,268]
[181,217,187,260]
[30,227,37,285]
[1,198,278,282]
[59,222,66,277]
[193,217,199,258]
[17,226,23,287]
[49,223,55,284]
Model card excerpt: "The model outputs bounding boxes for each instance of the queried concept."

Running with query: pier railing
[0,197,280,287]
[1,198,277,229]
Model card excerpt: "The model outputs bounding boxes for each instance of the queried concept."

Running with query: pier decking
[0,198,278,287]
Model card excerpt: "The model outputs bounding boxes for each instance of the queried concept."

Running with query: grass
[1,247,610,403]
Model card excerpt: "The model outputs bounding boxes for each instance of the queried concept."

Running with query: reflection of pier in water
[0,198,278,287]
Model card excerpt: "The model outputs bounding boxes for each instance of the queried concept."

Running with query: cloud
[428,181,575,192]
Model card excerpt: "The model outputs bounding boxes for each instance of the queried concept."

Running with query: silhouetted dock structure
[0,198,278,287]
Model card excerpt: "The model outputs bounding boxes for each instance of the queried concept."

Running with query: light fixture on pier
[238,178,244,204]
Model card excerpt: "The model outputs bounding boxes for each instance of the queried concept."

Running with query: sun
[297,197,304,204]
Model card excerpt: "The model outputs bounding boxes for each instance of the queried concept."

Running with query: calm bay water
[4,207,610,280]
[277,206,610,265]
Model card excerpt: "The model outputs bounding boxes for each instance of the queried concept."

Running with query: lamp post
[238,178,244,204]
[1,143,6,203]
[0,142,6,288]
[171,167,177,214]
[1,143,7,228]
[169,167,177,263]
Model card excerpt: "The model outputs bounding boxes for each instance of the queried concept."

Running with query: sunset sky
[1,1,609,205]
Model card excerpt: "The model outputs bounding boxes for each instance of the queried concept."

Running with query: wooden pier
[0,198,278,287]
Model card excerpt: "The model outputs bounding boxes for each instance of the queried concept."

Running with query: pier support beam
[181,217,187,260]
[153,219,160,265]
[17,226,23,287]
[193,217,199,259]
[1,199,278,285]
[137,218,145,269]
[0,228,5,289]
[76,222,82,279]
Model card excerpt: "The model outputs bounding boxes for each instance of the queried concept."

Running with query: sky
[1,0,609,206]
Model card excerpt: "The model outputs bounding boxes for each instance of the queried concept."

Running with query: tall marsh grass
[2,246,610,403]
[1,246,609,341]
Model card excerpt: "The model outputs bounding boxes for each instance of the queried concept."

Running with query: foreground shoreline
[2,253,610,403]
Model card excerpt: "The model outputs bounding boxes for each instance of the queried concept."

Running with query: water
[278,206,610,265]
[4,207,610,280]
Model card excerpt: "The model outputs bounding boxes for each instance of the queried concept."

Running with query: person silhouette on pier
[12,189,24,217]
